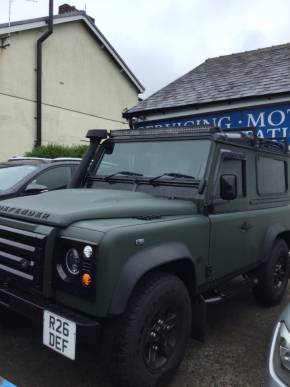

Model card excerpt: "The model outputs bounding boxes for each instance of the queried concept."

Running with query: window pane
[257,157,286,194]
[216,158,244,198]
[32,167,72,190]
[0,165,37,191]
[95,140,211,180]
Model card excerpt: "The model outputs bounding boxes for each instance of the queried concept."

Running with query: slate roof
[0,12,144,93]
[125,43,290,116]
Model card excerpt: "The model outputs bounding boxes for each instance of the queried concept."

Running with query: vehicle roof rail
[51,158,82,162]
[7,156,51,163]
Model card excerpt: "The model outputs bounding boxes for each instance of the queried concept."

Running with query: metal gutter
[123,92,290,119]
[36,0,53,147]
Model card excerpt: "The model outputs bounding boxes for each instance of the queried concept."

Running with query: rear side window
[257,157,287,195]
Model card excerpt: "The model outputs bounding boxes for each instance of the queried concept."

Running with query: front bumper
[0,287,101,346]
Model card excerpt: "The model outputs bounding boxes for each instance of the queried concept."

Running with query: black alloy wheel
[273,255,287,290]
[253,238,289,306]
[105,271,192,387]
[143,308,179,371]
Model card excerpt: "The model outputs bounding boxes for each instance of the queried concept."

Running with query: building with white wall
[0,6,144,160]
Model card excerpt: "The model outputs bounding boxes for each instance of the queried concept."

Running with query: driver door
[208,149,249,280]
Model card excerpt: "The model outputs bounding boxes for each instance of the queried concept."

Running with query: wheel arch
[261,223,290,262]
[277,231,290,250]
[108,242,197,315]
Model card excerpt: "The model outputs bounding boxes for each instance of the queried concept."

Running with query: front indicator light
[280,322,290,371]
[82,273,92,287]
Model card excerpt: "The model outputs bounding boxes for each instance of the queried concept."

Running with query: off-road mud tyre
[104,271,192,387]
[253,238,289,306]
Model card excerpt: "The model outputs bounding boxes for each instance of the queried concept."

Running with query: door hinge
[205,265,213,278]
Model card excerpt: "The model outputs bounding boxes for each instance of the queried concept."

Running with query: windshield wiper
[105,171,144,181]
[149,172,196,185]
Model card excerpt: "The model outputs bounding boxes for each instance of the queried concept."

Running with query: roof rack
[110,126,220,138]
[109,126,289,154]
[215,127,289,154]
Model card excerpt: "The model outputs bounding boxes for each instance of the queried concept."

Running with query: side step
[191,276,257,342]
[204,275,258,304]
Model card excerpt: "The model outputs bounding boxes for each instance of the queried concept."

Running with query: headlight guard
[53,236,97,301]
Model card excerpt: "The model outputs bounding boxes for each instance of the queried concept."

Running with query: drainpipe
[36,0,54,147]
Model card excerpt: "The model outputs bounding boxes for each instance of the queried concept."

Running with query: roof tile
[126,43,290,115]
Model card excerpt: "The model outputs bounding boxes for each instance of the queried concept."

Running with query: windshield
[0,165,38,191]
[93,139,211,180]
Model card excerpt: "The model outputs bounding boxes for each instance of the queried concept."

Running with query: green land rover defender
[0,126,290,387]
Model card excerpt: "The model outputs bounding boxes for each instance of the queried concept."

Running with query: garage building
[124,44,290,141]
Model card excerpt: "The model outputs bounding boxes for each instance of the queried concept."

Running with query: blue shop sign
[136,103,290,142]
[0,377,17,387]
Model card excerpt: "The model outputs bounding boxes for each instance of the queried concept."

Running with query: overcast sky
[0,0,290,97]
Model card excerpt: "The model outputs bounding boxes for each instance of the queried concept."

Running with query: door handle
[240,221,252,232]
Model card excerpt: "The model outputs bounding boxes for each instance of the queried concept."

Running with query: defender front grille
[0,225,46,290]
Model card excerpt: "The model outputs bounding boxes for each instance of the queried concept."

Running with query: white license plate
[43,310,76,360]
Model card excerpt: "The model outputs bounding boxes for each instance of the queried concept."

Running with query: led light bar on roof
[110,126,219,137]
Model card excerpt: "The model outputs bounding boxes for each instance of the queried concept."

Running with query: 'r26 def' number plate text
[43,310,76,360]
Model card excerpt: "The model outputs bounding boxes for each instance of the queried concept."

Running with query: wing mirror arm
[24,183,48,195]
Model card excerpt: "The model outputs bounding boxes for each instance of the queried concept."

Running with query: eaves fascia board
[124,93,290,120]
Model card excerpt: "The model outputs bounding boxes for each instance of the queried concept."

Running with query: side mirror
[25,183,48,195]
[105,141,115,154]
[220,174,237,200]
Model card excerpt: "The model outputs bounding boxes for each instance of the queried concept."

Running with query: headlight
[269,321,290,387]
[65,248,81,275]
[54,237,97,301]
[280,323,290,371]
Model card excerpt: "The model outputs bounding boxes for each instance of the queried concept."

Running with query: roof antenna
[0,0,14,49]
[8,0,14,32]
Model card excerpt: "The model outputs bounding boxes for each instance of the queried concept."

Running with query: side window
[216,157,245,199]
[257,157,287,195]
[32,166,72,190]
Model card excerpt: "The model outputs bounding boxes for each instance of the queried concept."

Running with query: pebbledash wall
[0,11,144,161]
[124,44,290,142]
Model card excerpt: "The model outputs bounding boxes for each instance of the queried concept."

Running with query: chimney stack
[58,3,95,23]
[58,4,77,15]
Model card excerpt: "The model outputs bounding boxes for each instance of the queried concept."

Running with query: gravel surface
[0,287,289,387]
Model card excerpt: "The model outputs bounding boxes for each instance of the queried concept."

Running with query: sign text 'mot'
[137,103,290,142]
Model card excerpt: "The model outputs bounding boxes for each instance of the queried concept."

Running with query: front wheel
[106,272,192,387]
[253,238,289,306]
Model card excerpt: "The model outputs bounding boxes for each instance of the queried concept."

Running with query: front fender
[109,242,196,315]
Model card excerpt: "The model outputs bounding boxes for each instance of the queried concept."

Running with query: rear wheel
[253,238,289,306]
[105,272,192,387]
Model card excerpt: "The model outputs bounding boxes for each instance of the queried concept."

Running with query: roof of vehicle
[109,126,290,156]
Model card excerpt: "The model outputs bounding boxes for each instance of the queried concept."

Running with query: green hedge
[25,144,88,159]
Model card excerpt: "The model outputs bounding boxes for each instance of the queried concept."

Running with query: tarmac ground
[0,287,289,387]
